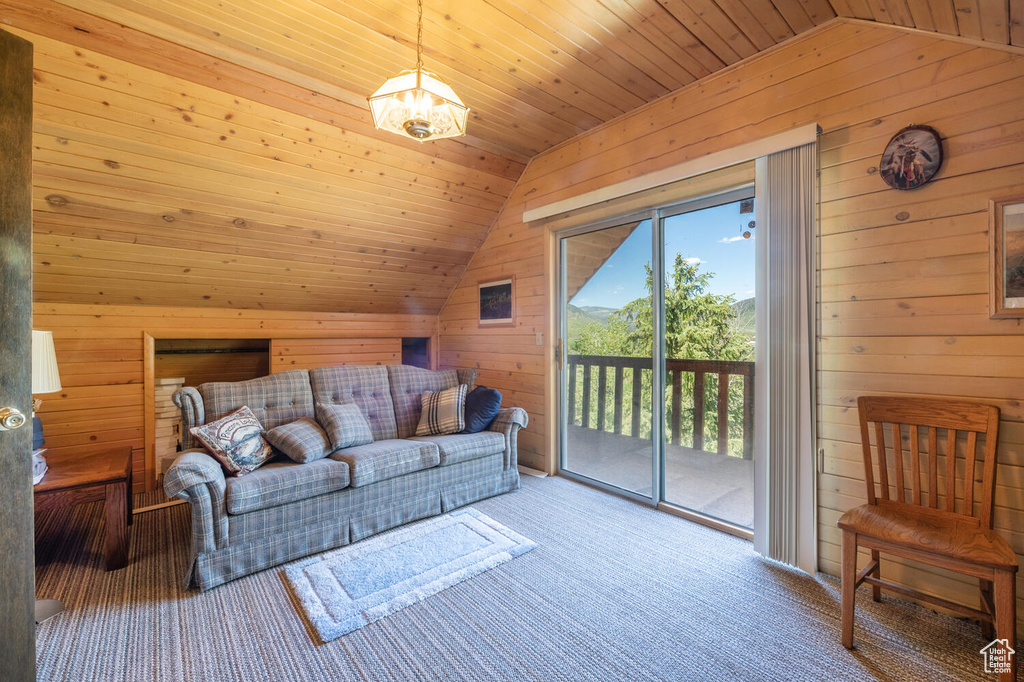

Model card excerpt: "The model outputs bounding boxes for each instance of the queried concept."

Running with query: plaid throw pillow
[315,403,374,450]
[264,417,332,464]
[415,384,467,436]
[190,405,273,476]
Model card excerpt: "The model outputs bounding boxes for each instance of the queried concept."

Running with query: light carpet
[284,508,536,642]
[33,476,1014,681]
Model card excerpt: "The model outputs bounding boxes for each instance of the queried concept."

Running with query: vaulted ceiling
[4,0,1021,313]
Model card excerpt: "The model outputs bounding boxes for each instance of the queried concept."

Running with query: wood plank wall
[270,338,402,372]
[437,21,1024,628]
[33,302,436,493]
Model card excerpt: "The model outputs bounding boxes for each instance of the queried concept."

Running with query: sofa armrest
[164,449,228,554]
[487,407,528,470]
[173,386,204,450]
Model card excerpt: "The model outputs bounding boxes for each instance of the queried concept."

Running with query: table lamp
[32,330,64,624]
[32,329,62,452]
[32,330,61,483]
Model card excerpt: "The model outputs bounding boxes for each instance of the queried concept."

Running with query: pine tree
[567,255,753,455]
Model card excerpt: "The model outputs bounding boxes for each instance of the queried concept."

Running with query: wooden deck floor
[564,425,754,528]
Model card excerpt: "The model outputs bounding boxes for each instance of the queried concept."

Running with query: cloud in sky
[718,235,747,243]
[684,257,703,265]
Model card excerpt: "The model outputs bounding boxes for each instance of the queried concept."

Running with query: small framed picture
[478,277,515,326]
[990,195,1024,318]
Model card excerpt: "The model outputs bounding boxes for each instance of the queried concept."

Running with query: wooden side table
[34,446,133,570]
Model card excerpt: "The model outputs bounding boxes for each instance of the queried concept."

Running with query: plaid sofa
[166,365,528,590]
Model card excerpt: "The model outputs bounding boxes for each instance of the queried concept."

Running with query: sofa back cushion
[309,365,398,441]
[388,365,473,438]
[456,368,478,391]
[199,369,314,431]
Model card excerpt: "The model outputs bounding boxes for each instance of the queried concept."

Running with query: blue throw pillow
[462,385,502,433]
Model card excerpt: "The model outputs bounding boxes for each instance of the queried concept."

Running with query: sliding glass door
[560,218,655,500]
[559,190,755,530]
[660,197,756,529]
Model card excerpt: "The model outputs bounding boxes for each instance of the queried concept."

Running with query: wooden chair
[838,396,1018,681]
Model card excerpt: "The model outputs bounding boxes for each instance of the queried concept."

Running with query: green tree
[616,254,752,363]
[567,255,754,456]
[567,318,630,356]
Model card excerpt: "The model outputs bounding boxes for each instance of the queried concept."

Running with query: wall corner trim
[522,123,820,223]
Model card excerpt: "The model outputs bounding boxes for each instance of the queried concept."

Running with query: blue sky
[570,199,756,309]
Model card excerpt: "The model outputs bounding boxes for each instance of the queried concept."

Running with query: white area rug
[283,508,536,642]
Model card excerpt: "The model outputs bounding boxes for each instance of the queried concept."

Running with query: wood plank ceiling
[2,0,1020,313]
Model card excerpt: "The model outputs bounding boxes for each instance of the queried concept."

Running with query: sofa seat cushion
[225,457,351,514]
[329,439,440,487]
[410,432,505,466]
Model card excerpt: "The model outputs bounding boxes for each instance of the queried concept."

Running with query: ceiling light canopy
[368,0,468,141]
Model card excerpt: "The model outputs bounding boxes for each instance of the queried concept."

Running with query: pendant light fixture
[368,0,469,141]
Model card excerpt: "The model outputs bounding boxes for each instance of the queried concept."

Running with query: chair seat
[838,501,1018,569]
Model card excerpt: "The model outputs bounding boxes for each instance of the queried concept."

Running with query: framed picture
[478,277,515,326]
[990,195,1024,318]
[879,125,943,191]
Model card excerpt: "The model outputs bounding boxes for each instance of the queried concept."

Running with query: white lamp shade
[368,68,469,141]
[32,330,62,394]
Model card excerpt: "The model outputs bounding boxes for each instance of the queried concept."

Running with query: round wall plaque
[879,124,943,191]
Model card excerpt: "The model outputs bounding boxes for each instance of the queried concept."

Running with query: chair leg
[870,549,881,602]
[993,569,1016,682]
[841,530,857,649]
[979,578,994,640]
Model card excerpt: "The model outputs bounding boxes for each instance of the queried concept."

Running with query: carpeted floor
[33,476,1010,681]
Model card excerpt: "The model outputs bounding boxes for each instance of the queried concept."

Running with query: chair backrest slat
[875,421,889,501]
[909,424,921,505]
[891,423,905,502]
[979,410,1001,528]
[858,411,876,505]
[945,429,957,512]
[963,431,977,516]
[857,396,1000,527]
[927,426,938,508]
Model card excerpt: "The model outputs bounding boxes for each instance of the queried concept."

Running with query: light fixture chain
[368,0,467,140]
[416,0,424,70]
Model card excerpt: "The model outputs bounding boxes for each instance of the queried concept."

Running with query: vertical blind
[753,142,818,573]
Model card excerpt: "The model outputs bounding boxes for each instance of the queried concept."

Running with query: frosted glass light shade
[32,330,62,394]
[368,68,468,141]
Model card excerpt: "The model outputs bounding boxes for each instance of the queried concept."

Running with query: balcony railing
[567,354,755,459]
